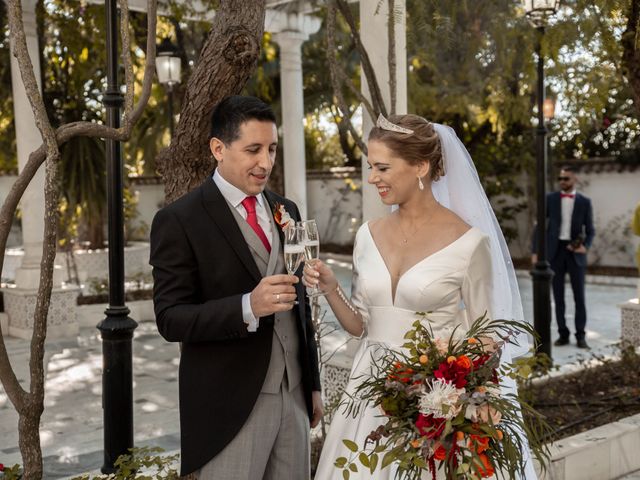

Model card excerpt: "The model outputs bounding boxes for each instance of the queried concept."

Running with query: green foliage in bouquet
[335,314,550,480]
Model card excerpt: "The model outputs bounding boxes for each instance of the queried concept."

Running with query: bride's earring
[418,176,425,191]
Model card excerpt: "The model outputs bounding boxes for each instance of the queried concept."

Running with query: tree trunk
[156,0,267,203]
[18,402,45,479]
[621,0,640,118]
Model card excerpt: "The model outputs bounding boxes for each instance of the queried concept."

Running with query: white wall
[306,170,362,247]
[505,167,640,267]
[1,167,636,269]
[129,179,165,240]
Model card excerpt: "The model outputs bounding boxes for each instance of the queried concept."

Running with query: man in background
[532,166,595,349]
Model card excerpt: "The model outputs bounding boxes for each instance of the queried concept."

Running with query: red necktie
[561,193,575,199]
[241,196,271,253]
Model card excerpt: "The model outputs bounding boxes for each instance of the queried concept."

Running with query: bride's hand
[302,260,337,293]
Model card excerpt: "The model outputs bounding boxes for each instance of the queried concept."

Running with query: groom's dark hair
[209,95,276,144]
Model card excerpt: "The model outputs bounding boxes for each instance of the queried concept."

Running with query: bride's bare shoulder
[437,207,472,237]
[367,217,391,237]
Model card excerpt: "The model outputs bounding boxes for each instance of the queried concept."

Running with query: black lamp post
[523,0,560,359]
[156,37,182,138]
[97,0,138,473]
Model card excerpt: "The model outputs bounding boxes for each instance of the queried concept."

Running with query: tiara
[376,114,414,135]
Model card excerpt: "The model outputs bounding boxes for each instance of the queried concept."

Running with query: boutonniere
[273,203,294,230]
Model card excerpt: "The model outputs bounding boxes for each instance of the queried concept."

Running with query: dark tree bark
[622,0,640,118]
[156,0,267,203]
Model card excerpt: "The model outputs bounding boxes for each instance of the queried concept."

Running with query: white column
[360,0,408,222]
[273,30,309,219]
[4,0,74,340]
[9,0,52,290]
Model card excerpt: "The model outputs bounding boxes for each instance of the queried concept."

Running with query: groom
[150,95,322,478]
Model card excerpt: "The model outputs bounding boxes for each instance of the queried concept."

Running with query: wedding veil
[432,124,531,359]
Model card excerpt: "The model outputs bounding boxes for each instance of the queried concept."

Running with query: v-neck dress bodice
[353,223,492,347]
[315,223,536,480]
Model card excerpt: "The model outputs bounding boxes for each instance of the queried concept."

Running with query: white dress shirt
[559,189,577,241]
[213,169,273,331]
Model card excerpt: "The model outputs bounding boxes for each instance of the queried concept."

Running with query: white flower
[419,378,465,419]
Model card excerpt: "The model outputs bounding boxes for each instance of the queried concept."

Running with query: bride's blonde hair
[369,114,444,181]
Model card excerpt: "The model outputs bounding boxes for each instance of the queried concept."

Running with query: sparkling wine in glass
[283,224,305,275]
[301,219,324,297]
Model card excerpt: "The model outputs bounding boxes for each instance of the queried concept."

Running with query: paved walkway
[0,261,637,478]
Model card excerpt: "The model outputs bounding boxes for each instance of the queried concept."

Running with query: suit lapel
[571,194,584,232]
[201,180,262,283]
[263,191,286,248]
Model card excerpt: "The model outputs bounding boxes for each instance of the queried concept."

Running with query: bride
[305,114,537,479]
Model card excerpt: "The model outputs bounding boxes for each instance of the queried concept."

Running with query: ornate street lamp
[543,97,556,121]
[544,96,556,192]
[523,0,560,359]
[156,37,181,137]
[97,0,137,473]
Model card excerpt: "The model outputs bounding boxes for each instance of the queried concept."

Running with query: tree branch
[387,0,397,115]
[120,0,135,116]
[326,1,368,156]
[335,0,387,117]
[124,0,157,128]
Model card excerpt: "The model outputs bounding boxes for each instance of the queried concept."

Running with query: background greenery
[0,0,637,245]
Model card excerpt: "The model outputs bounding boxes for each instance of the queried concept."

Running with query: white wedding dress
[315,223,537,480]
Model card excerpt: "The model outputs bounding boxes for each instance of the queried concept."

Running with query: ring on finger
[275,293,281,303]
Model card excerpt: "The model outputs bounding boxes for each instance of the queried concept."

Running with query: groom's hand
[250,274,299,318]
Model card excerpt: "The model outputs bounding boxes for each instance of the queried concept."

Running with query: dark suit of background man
[150,96,323,479]
[532,166,595,349]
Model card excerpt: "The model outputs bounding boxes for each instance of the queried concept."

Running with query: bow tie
[561,193,575,199]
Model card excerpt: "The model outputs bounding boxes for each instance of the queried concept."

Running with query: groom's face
[210,119,278,196]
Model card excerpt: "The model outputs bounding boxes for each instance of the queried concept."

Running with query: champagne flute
[300,219,324,297]
[283,224,305,275]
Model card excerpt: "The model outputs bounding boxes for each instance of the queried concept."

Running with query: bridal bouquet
[335,314,548,480]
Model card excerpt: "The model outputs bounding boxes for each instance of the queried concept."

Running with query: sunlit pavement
[0,254,637,477]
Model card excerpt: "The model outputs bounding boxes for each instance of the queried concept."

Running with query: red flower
[473,354,491,369]
[469,434,491,454]
[416,413,447,439]
[0,463,4,471]
[475,453,495,478]
[456,355,472,370]
[433,445,447,461]
[434,357,470,388]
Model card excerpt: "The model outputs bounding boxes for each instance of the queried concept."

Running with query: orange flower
[419,354,429,364]
[411,438,422,449]
[469,434,491,454]
[456,355,472,370]
[447,356,457,364]
[475,386,487,394]
[475,453,495,478]
[495,429,504,440]
[467,337,479,344]
[455,431,465,442]
[433,445,447,461]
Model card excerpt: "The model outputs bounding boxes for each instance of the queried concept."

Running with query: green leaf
[518,364,533,378]
[342,439,359,452]
[370,452,379,473]
[335,456,348,468]
[349,462,358,472]
[382,451,396,469]
[416,458,429,469]
[359,452,370,468]
[342,469,350,480]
